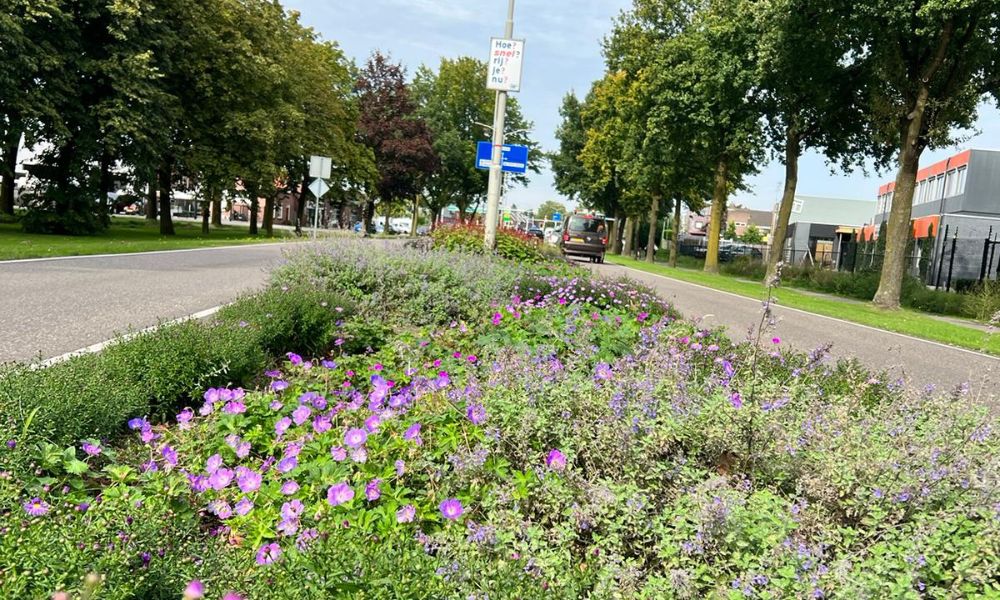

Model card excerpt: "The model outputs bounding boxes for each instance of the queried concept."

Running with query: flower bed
[1,246,997,598]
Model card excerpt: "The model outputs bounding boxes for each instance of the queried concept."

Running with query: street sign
[308,178,330,199]
[476,141,529,174]
[487,38,525,92]
[309,155,332,180]
[552,212,562,222]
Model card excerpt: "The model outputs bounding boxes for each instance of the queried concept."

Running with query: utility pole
[483,0,516,251]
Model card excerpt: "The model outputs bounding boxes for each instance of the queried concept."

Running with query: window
[944,169,958,197]
[567,216,601,233]
[956,166,968,195]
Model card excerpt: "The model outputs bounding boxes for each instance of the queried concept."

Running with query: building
[868,148,1000,282]
[777,195,875,266]
[684,206,773,240]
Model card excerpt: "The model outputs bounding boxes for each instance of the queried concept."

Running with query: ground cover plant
[1,244,998,598]
[430,223,554,263]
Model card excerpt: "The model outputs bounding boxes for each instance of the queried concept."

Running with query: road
[594,262,999,403]
[0,244,297,363]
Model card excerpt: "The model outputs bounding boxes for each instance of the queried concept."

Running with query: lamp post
[483,0,516,251]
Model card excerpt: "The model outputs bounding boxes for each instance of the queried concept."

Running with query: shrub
[430,223,549,263]
[272,240,570,327]
[963,279,1000,322]
[0,286,350,459]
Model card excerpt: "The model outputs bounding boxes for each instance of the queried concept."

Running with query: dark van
[561,215,607,263]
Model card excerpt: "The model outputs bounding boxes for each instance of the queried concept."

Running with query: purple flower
[209,468,234,491]
[466,403,486,425]
[364,413,381,433]
[292,405,312,426]
[327,482,355,506]
[594,363,613,381]
[344,428,368,448]
[222,400,246,415]
[269,400,283,411]
[183,580,205,599]
[277,456,298,474]
[546,449,567,471]
[82,441,102,457]
[321,360,336,369]
[270,380,289,393]
[237,469,262,493]
[265,369,281,378]
[235,441,251,459]
[206,454,223,474]
[772,337,782,345]
[128,417,149,431]
[235,497,253,516]
[212,500,233,520]
[286,352,303,366]
[296,528,319,551]
[139,426,158,444]
[275,417,293,437]
[396,504,416,523]
[255,542,282,565]
[467,355,478,364]
[350,447,368,463]
[222,592,244,600]
[161,445,178,467]
[281,499,304,520]
[330,446,347,461]
[277,517,299,537]
[204,388,221,404]
[23,497,50,517]
[439,498,464,521]
[491,312,503,326]
[280,480,300,495]
[365,479,382,501]
[404,423,423,445]
[177,408,195,429]
[5,439,15,449]
[730,392,743,409]
[189,474,209,493]
[395,459,405,476]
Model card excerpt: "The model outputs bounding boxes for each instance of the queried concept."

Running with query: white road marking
[0,241,302,265]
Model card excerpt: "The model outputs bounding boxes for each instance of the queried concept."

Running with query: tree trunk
[295,171,309,235]
[263,192,274,238]
[383,211,390,235]
[249,192,259,236]
[158,160,175,236]
[145,174,158,220]
[201,199,210,235]
[1,121,22,215]
[99,148,112,218]
[645,195,661,263]
[704,158,729,273]
[670,198,681,267]
[611,209,625,255]
[410,195,419,236]
[362,200,374,237]
[873,92,929,308]
[211,195,222,227]
[767,125,801,283]
[622,217,635,257]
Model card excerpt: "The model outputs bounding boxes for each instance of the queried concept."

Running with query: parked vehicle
[526,226,544,240]
[561,215,608,263]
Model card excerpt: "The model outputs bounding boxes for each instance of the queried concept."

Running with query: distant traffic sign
[476,141,529,174]
[308,178,330,199]
[552,212,562,222]
[309,155,332,180]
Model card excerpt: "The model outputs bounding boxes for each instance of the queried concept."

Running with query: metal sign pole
[483,0,515,251]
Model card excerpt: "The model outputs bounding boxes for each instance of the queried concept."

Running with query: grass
[0,217,305,260]
[609,255,1000,356]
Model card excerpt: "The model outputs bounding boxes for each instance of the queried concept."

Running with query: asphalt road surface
[593,261,999,404]
[0,244,298,363]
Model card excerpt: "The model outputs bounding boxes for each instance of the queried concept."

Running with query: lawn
[0,217,301,260]
[610,255,1000,356]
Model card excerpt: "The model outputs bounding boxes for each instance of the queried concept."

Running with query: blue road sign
[476,141,529,174]
[552,212,562,222]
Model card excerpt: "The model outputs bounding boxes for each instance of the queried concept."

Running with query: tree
[863,1,1000,309]
[356,53,438,236]
[412,56,538,224]
[724,221,738,241]
[754,0,872,282]
[535,200,567,221]
[740,223,765,245]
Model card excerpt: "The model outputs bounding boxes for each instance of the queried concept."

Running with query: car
[526,226,544,240]
[560,215,608,263]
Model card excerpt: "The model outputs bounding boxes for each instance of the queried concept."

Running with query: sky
[286,0,1000,213]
